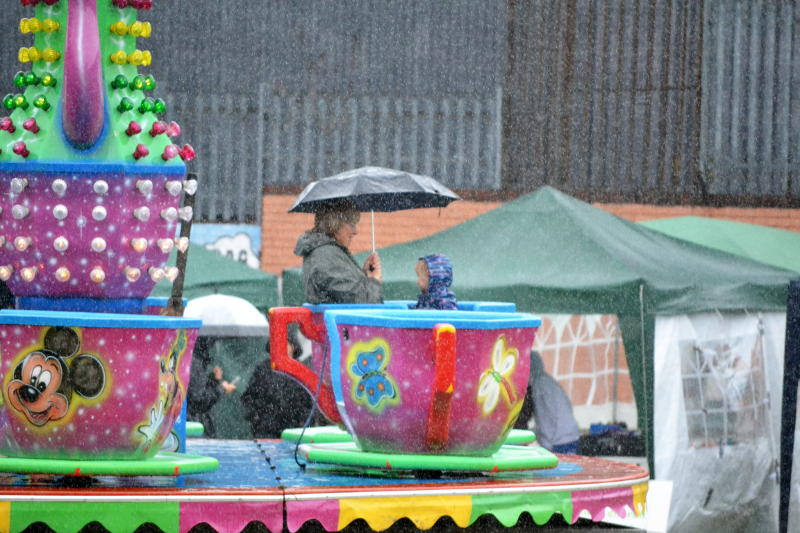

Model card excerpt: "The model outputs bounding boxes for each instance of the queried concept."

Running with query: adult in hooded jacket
[293,199,383,304]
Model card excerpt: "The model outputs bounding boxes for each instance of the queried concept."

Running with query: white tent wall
[654,311,785,533]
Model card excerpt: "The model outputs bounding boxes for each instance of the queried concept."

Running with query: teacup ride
[0,165,218,477]
[0,0,215,478]
[269,302,559,474]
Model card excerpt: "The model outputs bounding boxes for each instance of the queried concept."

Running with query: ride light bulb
[178,206,193,222]
[165,180,182,196]
[51,178,67,196]
[91,237,107,252]
[179,144,196,162]
[14,236,31,252]
[182,179,198,195]
[160,207,177,222]
[10,177,28,193]
[0,266,12,281]
[125,267,141,282]
[130,238,147,252]
[148,267,165,281]
[11,205,29,219]
[20,267,36,282]
[53,236,68,252]
[55,266,70,282]
[92,205,107,221]
[175,237,189,253]
[161,145,178,161]
[125,120,142,136]
[157,238,173,253]
[166,121,181,137]
[93,180,109,195]
[90,267,105,283]
[165,267,179,282]
[136,179,153,195]
[52,204,68,220]
[133,206,150,221]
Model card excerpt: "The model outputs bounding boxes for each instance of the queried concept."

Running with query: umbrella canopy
[184,294,269,337]
[289,166,460,213]
[639,216,800,274]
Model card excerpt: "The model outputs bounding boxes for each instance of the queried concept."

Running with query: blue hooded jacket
[413,254,457,310]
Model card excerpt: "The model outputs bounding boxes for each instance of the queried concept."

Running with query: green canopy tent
[639,216,800,274]
[282,187,793,474]
[150,243,279,311]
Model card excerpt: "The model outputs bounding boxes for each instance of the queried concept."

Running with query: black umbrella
[289,167,460,249]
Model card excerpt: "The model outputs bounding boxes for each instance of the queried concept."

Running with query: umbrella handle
[267,307,342,424]
[426,323,456,451]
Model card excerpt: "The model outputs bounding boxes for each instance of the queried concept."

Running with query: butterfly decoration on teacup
[477,335,521,416]
[346,338,399,412]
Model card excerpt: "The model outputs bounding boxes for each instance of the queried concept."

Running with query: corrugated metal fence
[168,87,502,222]
[1,1,799,221]
[700,0,800,199]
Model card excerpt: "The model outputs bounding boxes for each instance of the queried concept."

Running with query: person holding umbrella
[294,198,383,304]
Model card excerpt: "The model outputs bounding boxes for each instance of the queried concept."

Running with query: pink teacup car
[270,306,540,456]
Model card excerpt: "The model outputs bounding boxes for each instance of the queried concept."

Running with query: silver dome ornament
[175,237,189,253]
[10,178,28,194]
[125,267,142,282]
[182,179,198,195]
[89,267,106,283]
[130,238,148,253]
[165,266,180,282]
[178,206,193,222]
[160,207,178,222]
[20,266,37,282]
[14,236,31,251]
[148,267,165,281]
[92,206,107,221]
[51,179,68,196]
[136,179,153,195]
[53,236,69,252]
[165,180,183,196]
[93,180,109,195]
[54,266,70,282]
[11,205,29,219]
[91,237,107,252]
[157,238,174,253]
[52,204,68,220]
[133,206,151,222]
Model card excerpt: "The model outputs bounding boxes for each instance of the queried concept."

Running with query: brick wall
[261,195,502,275]
[261,194,800,275]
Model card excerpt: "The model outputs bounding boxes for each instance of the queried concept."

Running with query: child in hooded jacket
[412,253,457,310]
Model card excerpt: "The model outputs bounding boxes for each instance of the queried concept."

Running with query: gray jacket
[294,231,383,304]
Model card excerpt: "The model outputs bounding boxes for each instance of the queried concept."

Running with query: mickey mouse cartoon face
[6,327,106,427]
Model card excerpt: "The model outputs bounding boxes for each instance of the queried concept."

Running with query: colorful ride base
[0,439,648,532]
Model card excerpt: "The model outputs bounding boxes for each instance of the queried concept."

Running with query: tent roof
[150,244,278,311]
[639,216,800,275]
[353,187,793,315]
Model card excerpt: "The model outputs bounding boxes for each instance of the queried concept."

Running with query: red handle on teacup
[426,323,456,451]
[268,307,342,424]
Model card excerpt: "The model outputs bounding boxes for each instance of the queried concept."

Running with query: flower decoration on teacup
[346,338,400,413]
[477,335,520,416]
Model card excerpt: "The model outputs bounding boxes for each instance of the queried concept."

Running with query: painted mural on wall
[190,223,260,269]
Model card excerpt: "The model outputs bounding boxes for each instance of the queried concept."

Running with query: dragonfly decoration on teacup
[477,335,520,416]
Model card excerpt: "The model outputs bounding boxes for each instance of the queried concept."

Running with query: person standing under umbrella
[294,198,383,304]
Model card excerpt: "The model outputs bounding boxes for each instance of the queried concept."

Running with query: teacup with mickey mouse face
[0,309,200,460]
